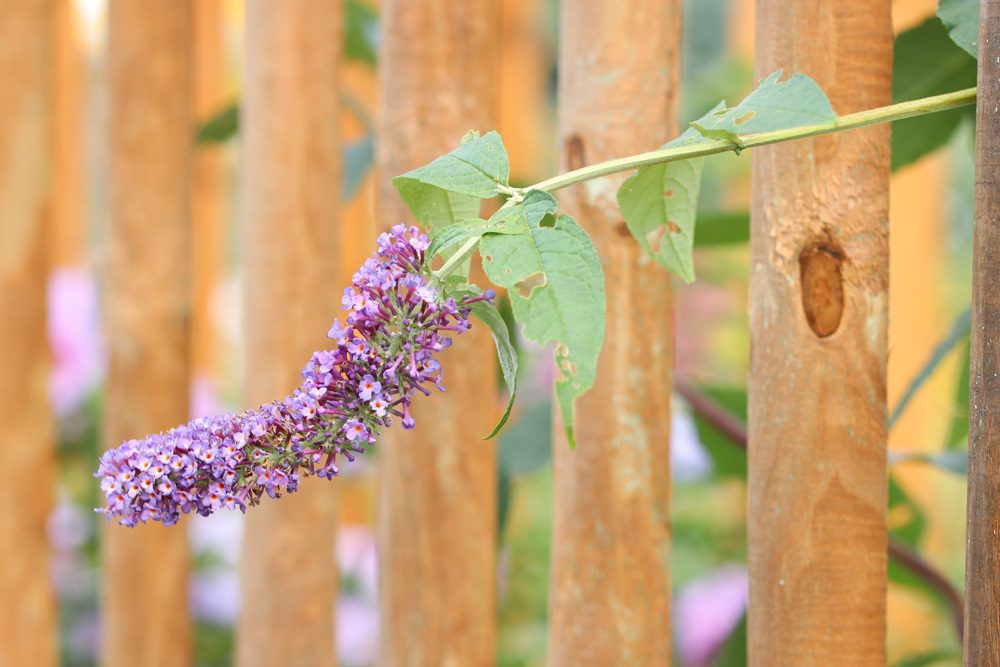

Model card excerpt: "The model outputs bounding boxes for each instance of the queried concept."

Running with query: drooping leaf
[945,337,971,449]
[938,0,979,59]
[617,103,724,281]
[693,209,750,247]
[393,131,509,233]
[889,307,971,428]
[892,17,977,170]
[690,70,836,144]
[343,135,374,201]
[469,301,518,439]
[480,192,605,447]
[195,102,239,144]
[345,0,378,65]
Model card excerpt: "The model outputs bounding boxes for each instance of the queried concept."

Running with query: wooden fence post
[0,1,57,665]
[51,0,84,269]
[749,2,892,664]
[103,2,193,665]
[965,1,1000,662]
[235,2,341,666]
[375,1,499,663]
[548,1,678,664]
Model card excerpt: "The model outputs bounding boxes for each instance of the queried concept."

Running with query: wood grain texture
[548,1,677,665]
[0,1,57,665]
[965,2,1000,662]
[375,1,499,664]
[749,2,892,664]
[103,2,193,665]
[235,2,341,666]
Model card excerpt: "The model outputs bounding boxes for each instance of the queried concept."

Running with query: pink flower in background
[47,268,102,414]
[675,564,748,667]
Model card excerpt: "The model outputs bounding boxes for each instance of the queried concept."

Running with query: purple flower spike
[95,224,490,526]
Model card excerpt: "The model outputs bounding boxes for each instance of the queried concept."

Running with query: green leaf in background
[890,450,969,475]
[195,102,239,144]
[713,612,748,667]
[891,17,977,170]
[889,474,927,547]
[342,135,374,201]
[938,0,979,59]
[393,131,510,232]
[690,70,836,144]
[480,192,605,448]
[618,115,720,282]
[893,650,962,667]
[693,209,749,247]
[889,307,971,428]
[498,400,553,477]
[687,385,748,479]
[945,337,970,449]
[469,301,519,439]
[345,0,378,65]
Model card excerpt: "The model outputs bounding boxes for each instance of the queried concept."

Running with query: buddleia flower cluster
[95,224,493,527]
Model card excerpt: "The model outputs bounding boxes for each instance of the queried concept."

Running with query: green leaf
[938,0,979,59]
[890,450,969,475]
[893,650,962,667]
[345,0,378,65]
[393,131,510,233]
[713,612,748,667]
[889,307,971,428]
[469,301,518,439]
[690,70,836,144]
[195,102,239,144]
[688,385,748,479]
[480,192,605,447]
[892,18,977,170]
[945,337,970,449]
[498,400,553,476]
[426,193,545,260]
[343,135,374,201]
[694,209,749,247]
[889,474,926,547]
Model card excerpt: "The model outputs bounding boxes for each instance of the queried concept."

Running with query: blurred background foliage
[52,0,974,665]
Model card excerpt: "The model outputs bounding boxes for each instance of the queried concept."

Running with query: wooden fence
[0,0,996,665]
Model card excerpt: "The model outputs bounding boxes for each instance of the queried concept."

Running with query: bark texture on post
[0,1,56,665]
[749,2,892,664]
[376,1,499,664]
[235,3,341,666]
[965,3,1000,663]
[548,2,677,665]
[103,3,193,666]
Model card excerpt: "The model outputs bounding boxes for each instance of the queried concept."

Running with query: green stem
[530,87,976,193]
[432,86,977,281]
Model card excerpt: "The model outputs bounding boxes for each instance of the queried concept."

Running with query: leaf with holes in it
[393,130,510,232]
[938,0,978,59]
[480,192,605,447]
[426,190,547,260]
[690,70,836,144]
[617,104,724,282]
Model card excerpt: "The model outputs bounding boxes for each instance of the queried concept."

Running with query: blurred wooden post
[965,2,1000,662]
[0,2,57,665]
[51,0,84,268]
[191,0,227,393]
[103,3,193,665]
[749,2,891,664]
[235,2,341,666]
[376,1,499,663]
[548,2,677,664]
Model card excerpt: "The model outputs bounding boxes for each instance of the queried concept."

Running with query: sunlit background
[42,0,971,665]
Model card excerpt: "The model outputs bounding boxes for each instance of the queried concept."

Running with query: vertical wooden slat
[749,2,892,664]
[103,2,193,665]
[548,1,677,664]
[375,1,499,664]
[235,2,341,666]
[191,0,227,388]
[965,2,1000,662]
[0,1,56,665]
[51,0,84,268]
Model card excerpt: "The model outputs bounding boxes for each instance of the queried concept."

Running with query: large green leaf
[425,192,547,260]
[938,0,979,59]
[892,18,977,170]
[469,300,518,439]
[480,191,605,447]
[690,70,836,144]
[617,122,717,282]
